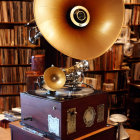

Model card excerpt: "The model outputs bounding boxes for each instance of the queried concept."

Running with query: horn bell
[44,67,66,91]
[34,0,124,60]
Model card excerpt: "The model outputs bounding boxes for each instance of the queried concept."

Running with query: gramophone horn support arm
[81,82,95,90]
[29,27,42,44]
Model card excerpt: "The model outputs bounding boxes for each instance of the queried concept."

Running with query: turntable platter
[55,87,94,97]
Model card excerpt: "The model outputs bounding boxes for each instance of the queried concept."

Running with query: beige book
[10,29,15,46]
[9,1,14,22]
[22,1,26,22]
[2,1,8,22]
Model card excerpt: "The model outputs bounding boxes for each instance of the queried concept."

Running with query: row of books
[50,52,78,68]
[0,85,27,95]
[0,48,46,65]
[104,72,128,91]
[85,71,128,91]
[124,6,140,26]
[47,44,122,71]
[0,96,20,113]
[88,45,123,71]
[57,54,77,68]
[18,49,46,65]
[0,26,39,46]
[83,75,102,90]
[0,67,31,83]
[0,1,34,22]
[0,49,18,64]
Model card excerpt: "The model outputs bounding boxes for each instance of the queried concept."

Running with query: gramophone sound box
[20,90,108,140]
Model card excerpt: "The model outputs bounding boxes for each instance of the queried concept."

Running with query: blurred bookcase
[0,0,45,113]
[84,0,140,115]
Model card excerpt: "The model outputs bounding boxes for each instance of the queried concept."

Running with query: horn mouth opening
[70,6,90,28]
[44,67,66,91]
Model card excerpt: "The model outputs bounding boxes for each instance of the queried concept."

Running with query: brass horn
[43,66,66,91]
[34,0,124,60]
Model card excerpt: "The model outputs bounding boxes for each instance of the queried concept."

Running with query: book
[2,1,8,22]
[0,1,34,23]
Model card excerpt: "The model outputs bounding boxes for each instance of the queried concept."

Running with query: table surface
[0,127,11,140]
[0,122,140,140]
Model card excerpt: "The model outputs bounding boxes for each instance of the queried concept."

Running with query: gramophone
[20,0,124,139]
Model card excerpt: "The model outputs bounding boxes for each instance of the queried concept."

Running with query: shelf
[0,82,26,85]
[130,24,140,26]
[0,45,40,49]
[0,64,31,67]
[85,69,129,74]
[129,83,140,89]
[125,3,140,6]
[114,42,125,45]
[0,0,33,2]
[124,57,140,63]
[0,94,20,97]
[0,21,36,28]
[106,89,128,94]
[0,22,27,29]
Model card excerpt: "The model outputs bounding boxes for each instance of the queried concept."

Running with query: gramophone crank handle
[82,82,95,90]
[67,110,77,115]
[22,116,32,121]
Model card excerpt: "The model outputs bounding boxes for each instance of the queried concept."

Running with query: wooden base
[20,91,108,140]
[10,121,117,140]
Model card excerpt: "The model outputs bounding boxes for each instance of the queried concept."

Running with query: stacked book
[88,45,123,71]
[0,67,31,82]
[0,1,34,22]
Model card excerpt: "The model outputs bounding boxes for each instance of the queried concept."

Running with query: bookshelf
[123,0,140,126]
[0,0,45,112]
[84,67,129,115]
[83,1,140,115]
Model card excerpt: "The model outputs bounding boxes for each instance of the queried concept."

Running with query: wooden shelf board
[0,22,27,25]
[124,57,140,63]
[0,21,36,28]
[0,94,20,97]
[131,24,140,26]
[125,3,140,6]
[110,106,125,110]
[0,45,40,49]
[0,0,33,2]
[106,89,128,94]
[85,69,129,74]
[0,82,26,85]
[0,22,26,29]
[114,42,125,45]
[0,64,31,67]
